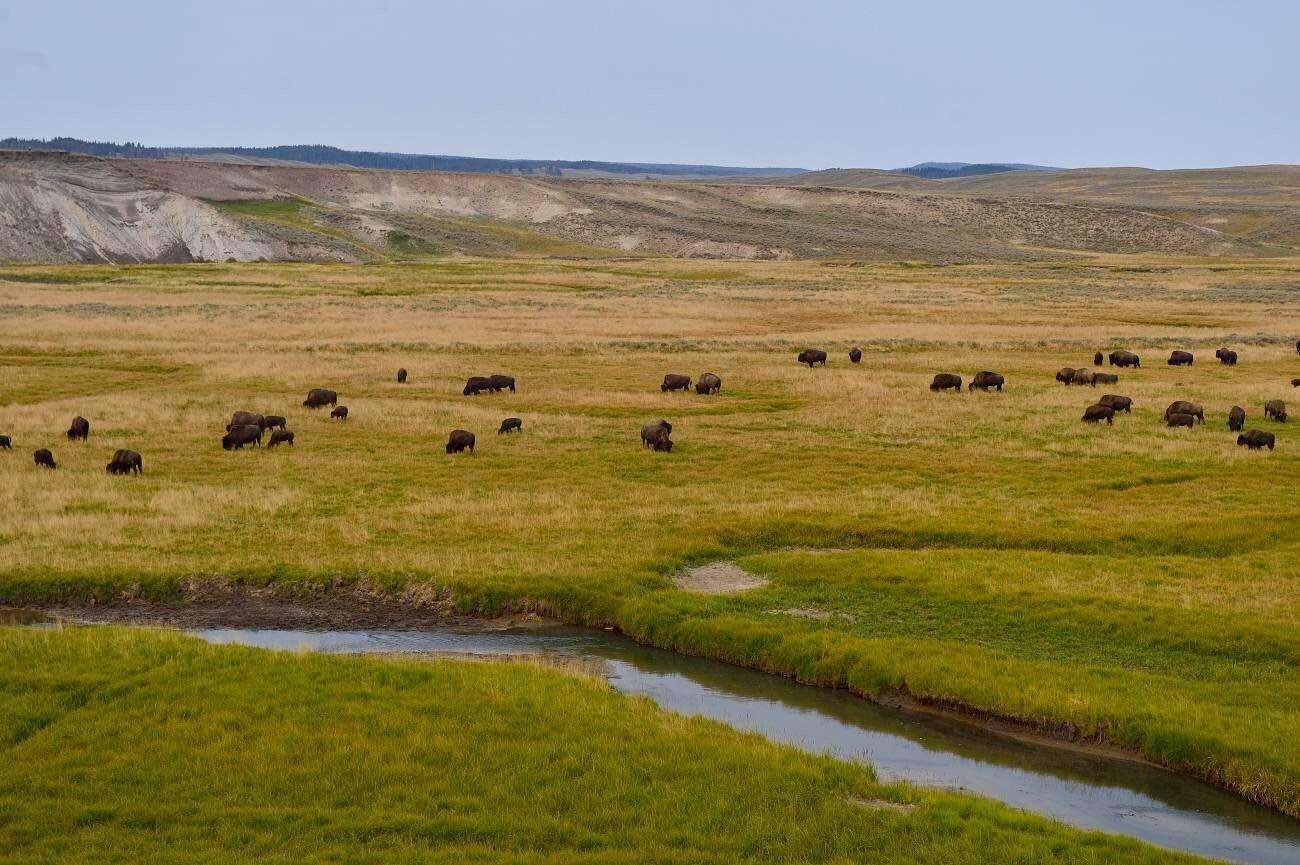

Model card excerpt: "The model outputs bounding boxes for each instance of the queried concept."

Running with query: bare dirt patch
[673,562,769,595]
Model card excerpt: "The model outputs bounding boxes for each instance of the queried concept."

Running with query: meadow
[0,255,1297,820]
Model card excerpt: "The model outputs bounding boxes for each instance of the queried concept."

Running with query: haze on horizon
[1,0,1297,171]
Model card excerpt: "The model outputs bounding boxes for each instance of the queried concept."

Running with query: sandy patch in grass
[673,562,769,594]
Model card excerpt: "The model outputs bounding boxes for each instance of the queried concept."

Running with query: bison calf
[397,368,408,384]
[330,406,349,421]
[1237,429,1276,450]
[446,429,475,454]
[33,448,56,469]
[106,449,142,475]
[661,374,692,392]
[261,415,287,431]
[268,430,295,447]
[1081,404,1115,424]
[67,416,89,441]
[498,417,523,434]
[797,349,828,367]
[930,373,962,392]
[1093,351,1103,366]
[0,435,10,449]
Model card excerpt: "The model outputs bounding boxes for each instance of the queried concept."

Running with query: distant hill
[0,137,806,180]
[895,162,1058,179]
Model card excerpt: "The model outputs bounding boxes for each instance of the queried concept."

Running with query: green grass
[0,626,1204,864]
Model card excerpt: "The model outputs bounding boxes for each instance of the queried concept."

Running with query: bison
[222,424,262,450]
[1071,368,1094,386]
[1166,412,1197,429]
[968,371,1004,392]
[261,415,287,431]
[1168,350,1194,366]
[797,349,828,367]
[1215,348,1238,366]
[1098,394,1133,413]
[105,449,142,475]
[1228,406,1246,431]
[1264,400,1287,422]
[1292,378,1300,387]
[1056,367,1077,385]
[330,406,349,421]
[488,374,517,393]
[66,416,89,441]
[0,435,10,449]
[397,368,408,384]
[463,376,492,396]
[268,430,295,447]
[661,374,692,392]
[1081,404,1115,424]
[652,435,674,452]
[303,388,338,408]
[1164,401,1204,423]
[227,411,264,432]
[446,429,475,454]
[1237,429,1276,450]
[695,372,722,395]
[930,373,962,392]
[641,420,672,448]
[849,347,863,364]
[1109,350,1141,368]
[1091,372,1119,385]
[33,448,56,469]
[498,417,523,434]
[1093,351,1104,366]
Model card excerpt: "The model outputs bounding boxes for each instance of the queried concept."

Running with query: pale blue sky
[2,0,1296,169]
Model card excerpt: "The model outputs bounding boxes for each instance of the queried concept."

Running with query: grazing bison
[968,371,1004,392]
[261,415,287,431]
[1093,351,1104,366]
[446,429,475,454]
[498,417,523,434]
[0,435,10,449]
[33,448,56,469]
[1056,367,1077,385]
[652,435,674,452]
[330,406,349,421]
[1109,350,1141,368]
[695,372,722,395]
[1228,406,1246,431]
[227,411,265,432]
[397,368,408,384]
[105,449,142,476]
[1081,404,1115,424]
[66,416,89,441]
[488,374,517,393]
[1264,400,1287,422]
[849,347,863,364]
[1168,350,1194,366]
[463,376,492,396]
[641,420,672,448]
[1092,372,1119,386]
[1215,348,1238,365]
[303,388,338,408]
[222,424,262,450]
[1098,394,1133,413]
[268,430,295,447]
[1237,429,1276,450]
[1166,412,1197,429]
[930,373,962,392]
[1071,368,1094,386]
[661,374,692,392]
[1164,401,1204,423]
[797,349,828,367]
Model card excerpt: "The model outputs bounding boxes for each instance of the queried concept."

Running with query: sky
[1,0,1297,170]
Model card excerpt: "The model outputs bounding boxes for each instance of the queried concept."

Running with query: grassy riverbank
[0,256,1297,817]
[0,626,1207,863]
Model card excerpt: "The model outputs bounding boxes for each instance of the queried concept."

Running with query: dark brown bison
[33,448,56,469]
[463,376,492,396]
[930,373,962,392]
[446,429,475,454]
[1228,406,1246,431]
[641,420,672,448]
[1292,378,1300,387]
[661,374,692,392]
[695,372,722,395]
[1091,372,1119,385]
[66,416,89,441]
[498,417,522,434]
[1264,400,1287,422]
[1081,404,1115,424]
[652,435,674,452]
[261,415,287,431]
[1093,351,1103,366]
[1098,394,1133,413]
[222,424,262,450]
[0,435,10,449]
[1215,348,1238,365]
[1109,350,1141,368]
[1237,429,1275,450]
[397,368,408,383]
[268,430,295,447]
[797,349,828,367]
[227,411,265,432]
[330,406,349,421]
[303,388,338,408]
[1168,350,1194,366]
[1056,367,1077,385]
[106,449,142,475]
[488,374,517,393]
[1166,412,1197,429]
[849,347,862,364]
[968,371,1004,392]
[1164,401,1204,423]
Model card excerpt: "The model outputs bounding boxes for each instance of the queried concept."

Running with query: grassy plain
[0,255,1297,817]
[0,625,1209,864]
